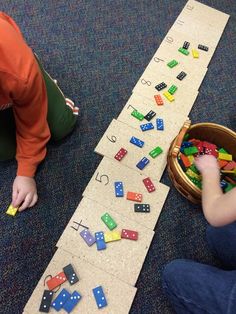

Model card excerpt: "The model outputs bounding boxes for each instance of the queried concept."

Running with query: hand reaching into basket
[194,155,220,176]
[194,155,236,227]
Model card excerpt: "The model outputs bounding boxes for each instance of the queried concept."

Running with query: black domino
[155,82,167,91]
[176,71,187,81]
[134,204,150,213]
[183,41,190,50]
[39,290,54,313]
[198,44,208,51]
[144,110,156,121]
[63,264,79,285]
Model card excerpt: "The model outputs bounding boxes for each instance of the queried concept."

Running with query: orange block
[154,94,164,106]
[180,153,192,168]
[218,159,228,169]
[126,191,142,202]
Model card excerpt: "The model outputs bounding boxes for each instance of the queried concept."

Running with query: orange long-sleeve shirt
[0,12,50,177]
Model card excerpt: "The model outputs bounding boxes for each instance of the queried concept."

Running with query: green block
[168,85,177,95]
[183,133,190,141]
[183,146,198,156]
[167,59,178,68]
[218,148,228,154]
[101,213,117,230]
[131,110,144,121]
[186,174,202,189]
[149,146,163,158]
[190,164,200,174]
[224,183,236,193]
[178,47,189,56]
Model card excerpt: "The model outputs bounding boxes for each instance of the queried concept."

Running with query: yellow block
[218,152,232,161]
[6,204,18,217]
[186,169,201,180]
[188,155,194,164]
[104,231,121,243]
[163,91,175,102]
[192,49,199,58]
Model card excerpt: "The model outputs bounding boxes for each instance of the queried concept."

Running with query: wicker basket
[167,120,236,204]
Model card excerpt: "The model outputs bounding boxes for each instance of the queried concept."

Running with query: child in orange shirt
[0,12,78,211]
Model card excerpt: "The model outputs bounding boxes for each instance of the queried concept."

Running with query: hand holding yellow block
[6,204,18,217]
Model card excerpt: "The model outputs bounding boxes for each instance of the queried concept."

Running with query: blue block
[63,291,82,313]
[130,136,144,148]
[220,180,228,189]
[136,157,150,170]
[181,141,193,148]
[114,182,124,197]
[95,232,106,250]
[156,118,164,131]
[51,289,71,311]
[92,286,107,309]
[140,123,154,131]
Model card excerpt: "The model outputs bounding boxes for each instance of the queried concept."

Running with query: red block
[154,94,164,106]
[114,148,127,161]
[46,271,67,290]
[126,191,142,202]
[121,229,138,240]
[143,177,156,193]
[223,161,236,171]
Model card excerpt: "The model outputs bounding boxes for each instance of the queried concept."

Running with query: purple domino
[80,229,96,246]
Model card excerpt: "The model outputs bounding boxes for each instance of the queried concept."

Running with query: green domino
[131,110,144,121]
[218,148,228,154]
[101,213,117,230]
[178,47,189,56]
[168,85,177,95]
[190,164,200,174]
[224,183,236,193]
[167,59,178,68]
[187,175,202,189]
[183,133,190,141]
[149,146,163,158]
[183,146,198,156]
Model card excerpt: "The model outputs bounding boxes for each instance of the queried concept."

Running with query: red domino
[142,177,156,193]
[46,271,67,290]
[121,229,138,240]
[126,191,142,202]
[154,94,164,106]
[223,161,236,170]
[114,148,127,161]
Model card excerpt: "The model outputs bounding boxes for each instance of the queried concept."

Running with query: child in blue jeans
[162,155,236,313]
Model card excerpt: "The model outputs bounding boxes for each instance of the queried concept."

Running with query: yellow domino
[104,231,121,243]
[188,155,194,164]
[6,204,18,217]
[163,91,175,102]
[186,169,201,180]
[218,152,232,161]
[192,49,199,58]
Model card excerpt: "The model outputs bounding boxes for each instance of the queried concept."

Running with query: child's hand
[12,176,38,211]
[194,155,219,176]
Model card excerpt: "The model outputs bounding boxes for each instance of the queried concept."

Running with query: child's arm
[195,155,236,227]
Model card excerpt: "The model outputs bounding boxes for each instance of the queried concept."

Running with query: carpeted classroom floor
[0,1,235,313]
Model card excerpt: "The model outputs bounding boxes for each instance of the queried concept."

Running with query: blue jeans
[162,222,236,314]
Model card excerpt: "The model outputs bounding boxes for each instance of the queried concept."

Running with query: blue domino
[92,286,107,309]
[130,136,144,148]
[156,118,164,130]
[95,232,106,250]
[114,181,124,197]
[51,288,71,311]
[136,157,150,170]
[140,122,154,131]
[63,291,82,313]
